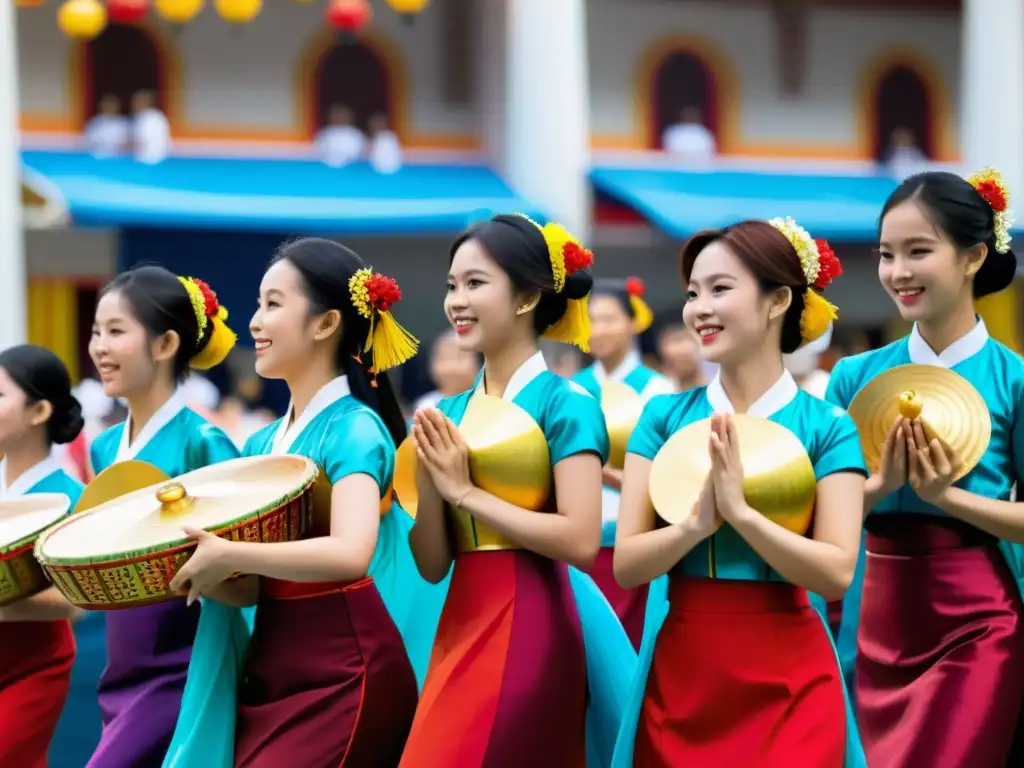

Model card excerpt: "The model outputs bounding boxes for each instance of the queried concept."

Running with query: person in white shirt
[84,95,129,158]
[368,113,403,174]
[412,330,480,411]
[661,106,716,164]
[131,90,170,165]
[315,104,367,168]
[884,127,928,180]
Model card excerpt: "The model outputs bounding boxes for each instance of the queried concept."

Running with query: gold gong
[847,364,991,482]
[602,380,645,470]
[648,414,817,535]
[74,460,172,514]
[393,435,419,517]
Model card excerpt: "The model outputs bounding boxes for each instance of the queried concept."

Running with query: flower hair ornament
[518,215,595,352]
[966,166,1013,254]
[177,276,237,370]
[625,277,654,334]
[767,217,843,346]
[348,268,419,373]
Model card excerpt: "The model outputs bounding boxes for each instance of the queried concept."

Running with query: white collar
[272,375,351,455]
[706,370,799,418]
[116,389,187,463]
[0,454,63,500]
[596,348,642,384]
[907,319,989,368]
[477,351,548,403]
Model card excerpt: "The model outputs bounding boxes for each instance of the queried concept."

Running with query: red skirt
[856,516,1024,767]
[234,576,418,768]
[0,620,75,768]
[635,577,846,767]
[585,547,647,649]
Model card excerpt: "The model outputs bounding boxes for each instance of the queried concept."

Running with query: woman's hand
[708,413,749,522]
[412,408,474,507]
[906,419,958,504]
[168,528,239,606]
[867,417,908,498]
[684,471,723,541]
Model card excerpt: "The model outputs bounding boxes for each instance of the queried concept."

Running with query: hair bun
[50,395,84,445]
[562,268,593,301]
[975,246,1017,298]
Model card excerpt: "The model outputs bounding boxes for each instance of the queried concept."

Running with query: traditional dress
[0,457,83,768]
[574,348,675,648]
[87,390,239,767]
[400,352,636,768]
[612,371,866,767]
[827,319,1024,767]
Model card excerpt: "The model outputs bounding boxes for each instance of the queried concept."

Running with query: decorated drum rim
[34,464,321,568]
[0,493,72,557]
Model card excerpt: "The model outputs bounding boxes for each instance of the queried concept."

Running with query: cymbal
[648,414,816,535]
[74,460,171,514]
[394,435,418,517]
[846,364,990,481]
[601,380,645,470]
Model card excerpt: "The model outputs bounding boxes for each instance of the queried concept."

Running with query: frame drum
[35,455,322,610]
[0,493,72,607]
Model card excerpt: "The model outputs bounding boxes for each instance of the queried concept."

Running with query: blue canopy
[21,150,543,234]
[590,166,903,240]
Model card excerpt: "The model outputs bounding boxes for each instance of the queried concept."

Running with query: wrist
[452,485,475,509]
[728,502,758,528]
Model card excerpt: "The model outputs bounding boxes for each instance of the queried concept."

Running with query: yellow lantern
[155,0,203,24]
[56,0,107,39]
[215,0,260,23]
[385,0,429,13]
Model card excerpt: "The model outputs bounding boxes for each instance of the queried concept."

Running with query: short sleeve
[320,409,394,495]
[813,407,867,481]
[823,357,853,409]
[545,383,610,466]
[626,395,671,461]
[186,423,241,472]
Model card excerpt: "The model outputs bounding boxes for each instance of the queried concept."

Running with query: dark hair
[680,220,808,354]
[101,265,214,381]
[591,278,635,319]
[880,171,1017,298]
[270,238,407,447]
[0,345,83,445]
[450,214,594,336]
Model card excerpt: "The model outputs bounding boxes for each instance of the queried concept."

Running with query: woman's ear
[515,291,542,316]
[963,242,988,279]
[767,286,793,321]
[153,330,181,364]
[313,309,342,341]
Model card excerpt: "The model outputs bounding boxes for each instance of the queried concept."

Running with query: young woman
[0,344,85,768]
[574,277,675,648]
[612,218,865,766]
[168,238,425,766]
[827,169,1024,767]
[87,266,240,767]
[401,213,634,768]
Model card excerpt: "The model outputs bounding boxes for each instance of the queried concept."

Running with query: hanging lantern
[154,0,203,24]
[384,0,429,14]
[15,0,46,9]
[325,0,371,34]
[215,0,261,24]
[107,0,149,25]
[57,0,107,39]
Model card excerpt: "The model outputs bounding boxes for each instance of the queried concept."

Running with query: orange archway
[80,24,169,125]
[873,66,933,161]
[650,51,718,148]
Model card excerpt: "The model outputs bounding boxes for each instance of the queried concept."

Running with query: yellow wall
[977,279,1022,354]
[28,279,79,383]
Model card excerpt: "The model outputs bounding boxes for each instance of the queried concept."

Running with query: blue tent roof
[20,150,544,234]
[590,166,904,240]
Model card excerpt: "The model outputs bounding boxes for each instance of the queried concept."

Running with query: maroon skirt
[856,515,1024,767]
[585,547,647,649]
[234,576,418,768]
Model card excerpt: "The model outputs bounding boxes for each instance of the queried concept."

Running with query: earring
[516,305,530,316]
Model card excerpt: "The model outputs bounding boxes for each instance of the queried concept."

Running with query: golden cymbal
[649,414,817,534]
[394,435,419,517]
[601,380,645,470]
[847,364,990,482]
[74,460,171,514]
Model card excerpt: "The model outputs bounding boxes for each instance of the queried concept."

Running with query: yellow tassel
[191,306,237,371]
[542,295,592,353]
[630,294,654,334]
[366,310,419,373]
[799,289,838,346]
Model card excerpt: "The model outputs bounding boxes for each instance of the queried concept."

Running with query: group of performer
[0,164,1020,768]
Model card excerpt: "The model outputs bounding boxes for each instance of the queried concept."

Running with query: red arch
[872,66,933,161]
[82,24,166,123]
[649,51,718,149]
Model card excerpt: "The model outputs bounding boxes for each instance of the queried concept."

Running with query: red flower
[974,179,1008,212]
[562,242,593,276]
[193,279,220,317]
[813,239,843,290]
[365,273,402,312]
[625,277,645,297]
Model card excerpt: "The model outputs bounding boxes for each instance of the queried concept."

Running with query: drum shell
[0,541,51,607]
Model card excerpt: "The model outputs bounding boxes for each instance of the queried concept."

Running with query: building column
[0,0,27,350]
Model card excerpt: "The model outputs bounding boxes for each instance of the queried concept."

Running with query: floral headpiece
[767,217,843,346]
[519,216,595,351]
[624,277,654,334]
[966,166,1013,254]
[348,268,419,373]
[177,276,237,370]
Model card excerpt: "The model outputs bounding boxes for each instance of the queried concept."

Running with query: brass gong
[601,380,645,470]
[393,435,419,517]
[847,364,991,482]
[648,414,817,535]
[74,460,172,514]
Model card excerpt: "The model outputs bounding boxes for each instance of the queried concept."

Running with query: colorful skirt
[586,547,647,649]
[856,516,1024,767]
[399,550,589,768]
[234,576,418,767]
[89,599,200,767]
[0,620,75,768]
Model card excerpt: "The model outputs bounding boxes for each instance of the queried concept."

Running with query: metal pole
[0,1,27,351]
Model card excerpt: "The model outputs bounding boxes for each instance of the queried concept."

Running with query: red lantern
[107,0,149,24]
[325,0,371,33]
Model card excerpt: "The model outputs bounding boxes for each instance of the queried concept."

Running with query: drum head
[0,494,71,554]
